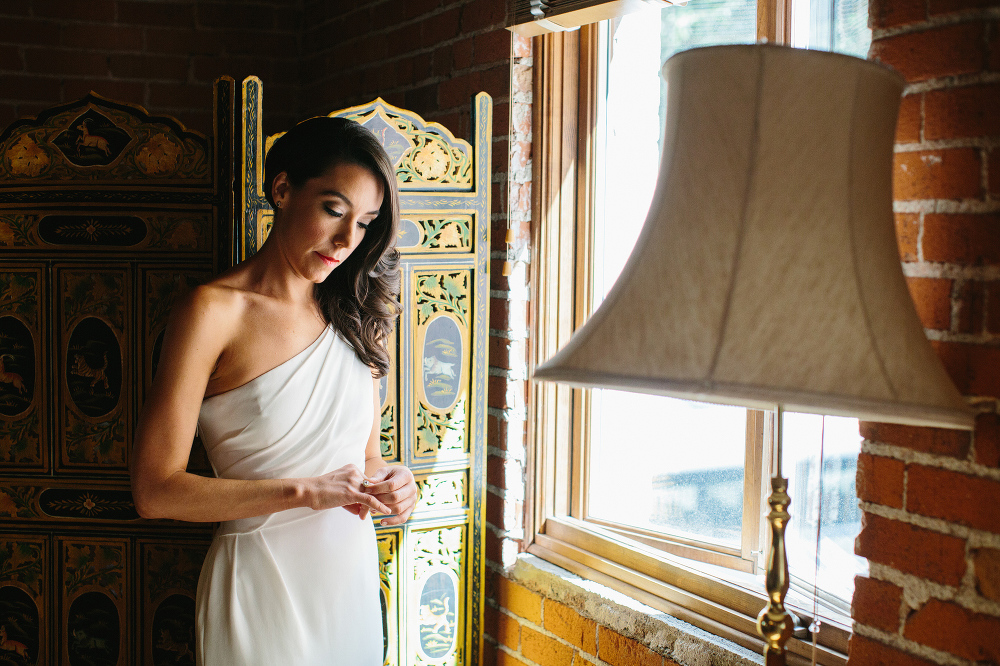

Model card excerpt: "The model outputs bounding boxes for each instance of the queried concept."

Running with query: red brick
[870,23,984,82]
[485,604,521,650]
[148,82,211,110]
[0,74,60,102]
[859,422,971,458]
[421,7,461,48]
[869,0,927,29]
[486,489,512,530]
[991,21,1000,72]
[34,0,115,21]
[855,512,966,586]
[973,547,1000,602]
[932,339,1000,395]
[522,625,575,664]
[0,44,21,71]
[462,1,508,32]
[852,576,903,633]
[929,0,998,15]
[544,599,598,654]
[894,149,981,200]
[513,33,532,58]
[975,412,1000,467]
[481,63,511,98]
[487,452,507,489]
[495,647,531,666]
[453,36,474,70]
[496,577,542,624]
[908,464,1000,531]
[109,54,189,81]
[405,0,442,20]
[895,213,920,261]
[0,0,30,15]
[922,213,1000,265]
[925,84,1000,141]
[848,634,938,665]
[905,598,1000,661]
[62,24,143,51]
[63,79,144,104]
[24,48,109,77]
[485,526,503,563]
[990,149,1000,196]
[598,627,661,666]
[0,104,17,129]
[0,18,60,47]
[856,453,905,508]
[145,28,217,55]
[196,3,278,29]
[433,44,453,78]
[955,279,987,334]
[896,92,922,144]
[906,277,953,330]
[119,1,195,27]
[475,29,512,66]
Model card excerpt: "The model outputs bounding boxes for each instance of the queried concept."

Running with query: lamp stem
[757,405,793,664]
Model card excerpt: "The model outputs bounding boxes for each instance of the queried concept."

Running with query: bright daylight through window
[585,0,871,627]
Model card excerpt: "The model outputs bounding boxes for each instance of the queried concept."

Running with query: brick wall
[852,0,1000,663]
[0,0,301,137]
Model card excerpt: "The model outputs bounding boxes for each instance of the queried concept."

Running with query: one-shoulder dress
[194,326,383,665]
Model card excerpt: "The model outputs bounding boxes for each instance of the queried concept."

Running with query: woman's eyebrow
[319,189,380,216]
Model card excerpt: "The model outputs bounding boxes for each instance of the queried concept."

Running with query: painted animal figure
[418,597,451,635]
[0,626,29,658]
[423,357,456,379]
[0,354,25,393]
[76,121,110,156]
[72,352,109,390]
[156,628,193,662]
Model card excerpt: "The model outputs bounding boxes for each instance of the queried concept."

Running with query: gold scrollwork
[414,472,467,512]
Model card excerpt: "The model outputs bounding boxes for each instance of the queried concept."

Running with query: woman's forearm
[132,470,310,523]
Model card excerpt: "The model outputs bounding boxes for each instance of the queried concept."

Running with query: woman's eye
[358,222,370,230]
[324,206,344,218]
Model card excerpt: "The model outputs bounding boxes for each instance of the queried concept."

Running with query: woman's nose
[333,221,358,247]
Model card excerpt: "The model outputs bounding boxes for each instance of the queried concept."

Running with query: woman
[130,117,415,664]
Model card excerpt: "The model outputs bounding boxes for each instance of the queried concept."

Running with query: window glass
[588,2,756,550]
[791,0,871,57]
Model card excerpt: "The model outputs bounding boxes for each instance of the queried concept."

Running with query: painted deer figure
[0,354,25,393]
[0,625,29,658]
[76,120,110,156]
[156,628,193,662]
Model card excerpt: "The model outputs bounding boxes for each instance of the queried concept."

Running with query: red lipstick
[316,252,340,266]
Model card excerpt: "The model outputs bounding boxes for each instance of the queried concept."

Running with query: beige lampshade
[534,44,974,430]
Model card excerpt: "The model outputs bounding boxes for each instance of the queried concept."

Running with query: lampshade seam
[846,67,900,402]
[707,47,768,381]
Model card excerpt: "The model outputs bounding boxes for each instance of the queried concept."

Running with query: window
[527,0,871,661]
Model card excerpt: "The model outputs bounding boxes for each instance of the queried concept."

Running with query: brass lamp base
[757,475,794,665]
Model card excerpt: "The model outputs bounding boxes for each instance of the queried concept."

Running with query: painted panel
[0,534,47,666]
[376,529,401,666]
[0,212,212,252]
[413,269,471,461]
[414,470,469,515]
[0,267,45,470]
[410,524,466,666]
[58,537,128,666]
[57,267,129,472]
[397,214,474,253]
[140,540,208,666]
[380,326,400,463]
[0,96,210,185]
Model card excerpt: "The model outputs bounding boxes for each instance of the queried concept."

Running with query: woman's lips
[316,252,340,266]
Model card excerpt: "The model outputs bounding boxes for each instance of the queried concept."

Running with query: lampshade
[534,44,974,430]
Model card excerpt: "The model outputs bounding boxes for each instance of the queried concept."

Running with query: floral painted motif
[135,134,181,176]
[5,136,50,178]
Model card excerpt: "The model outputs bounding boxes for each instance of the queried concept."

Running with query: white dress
[195,326,383,665]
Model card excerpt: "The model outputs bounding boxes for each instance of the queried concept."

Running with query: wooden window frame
[525,1,853,663]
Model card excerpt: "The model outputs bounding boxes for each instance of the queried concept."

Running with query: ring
[362,479,371,488]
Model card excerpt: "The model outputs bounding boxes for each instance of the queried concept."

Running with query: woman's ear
[271,172,291,209]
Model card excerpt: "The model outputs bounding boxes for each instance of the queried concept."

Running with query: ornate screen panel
[238,79,491,666]
[0,83,234,665]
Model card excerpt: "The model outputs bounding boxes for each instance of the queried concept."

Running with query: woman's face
[272,161,384,283]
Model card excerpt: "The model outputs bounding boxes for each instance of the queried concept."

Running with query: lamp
[532,44,975,662]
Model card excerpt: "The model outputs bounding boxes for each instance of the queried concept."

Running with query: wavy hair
[264,116,401,378]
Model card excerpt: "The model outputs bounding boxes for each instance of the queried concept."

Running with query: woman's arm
[130,287,391,523]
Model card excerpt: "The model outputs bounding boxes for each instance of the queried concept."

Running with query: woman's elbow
[130,476,168,520]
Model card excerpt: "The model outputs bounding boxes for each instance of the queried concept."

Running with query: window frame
[524,1,854,662]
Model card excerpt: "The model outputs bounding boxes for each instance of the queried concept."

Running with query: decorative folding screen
[0,82,234,665]
[237,78,491,666]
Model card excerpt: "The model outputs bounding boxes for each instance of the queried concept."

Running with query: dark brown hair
[264,116,400,378]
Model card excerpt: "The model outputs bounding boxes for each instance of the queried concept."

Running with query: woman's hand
[306,464,393,517]
[363,465,418,526]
